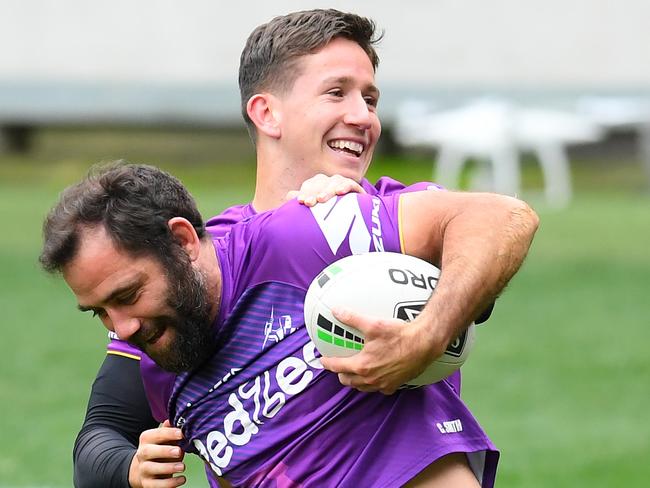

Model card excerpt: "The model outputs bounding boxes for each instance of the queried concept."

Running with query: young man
[41,163,538,487]
[69,9,528,487]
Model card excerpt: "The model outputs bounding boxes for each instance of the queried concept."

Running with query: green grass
[461,194,650,487]
[1,128,649,486]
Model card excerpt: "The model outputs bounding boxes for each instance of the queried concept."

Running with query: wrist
[411,313,451,363]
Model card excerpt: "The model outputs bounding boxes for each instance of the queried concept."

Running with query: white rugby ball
[304,252,475,386]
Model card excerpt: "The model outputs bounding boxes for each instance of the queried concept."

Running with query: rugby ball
[304,252,475,386]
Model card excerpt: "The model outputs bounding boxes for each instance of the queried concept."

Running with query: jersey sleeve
[205,203,254,238]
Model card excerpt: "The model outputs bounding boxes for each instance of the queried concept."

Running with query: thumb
[320,354,357,374]
[162,419,172,428]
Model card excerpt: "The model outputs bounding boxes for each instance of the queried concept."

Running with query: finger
[285,190,300,202]
[338,373,377,392]
[379,386,399,395]
[320,354,362,375]
[337,372,381,393]
[139,445,184,463]
[340,369,401,395]
[337,372,352,387]
[301,195,318,207]
[304,173,328,186]
[317,180,364,203]
[140,458,185,478]
[140,427,183,445]
[334,182,365,196]
[142,474,186,488]
[298,173,327,194]
[316,190,336,203]
[331,307,375,335]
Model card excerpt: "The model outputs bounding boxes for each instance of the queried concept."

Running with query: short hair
[40,162,206,273]
[239,9,383,136]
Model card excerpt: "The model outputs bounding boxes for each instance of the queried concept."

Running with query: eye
[116,292,138,306]
[327,88,344,98]
[364,95,378,108]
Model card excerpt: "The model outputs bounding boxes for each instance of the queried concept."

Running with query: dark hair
[239,8,383,136]
[40,162,206,273]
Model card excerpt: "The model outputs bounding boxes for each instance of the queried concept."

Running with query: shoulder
[222,201,328,289]
[205,203,255,238]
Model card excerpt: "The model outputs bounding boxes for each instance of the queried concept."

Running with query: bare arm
[321,190,539,393]
[401,190,539,357]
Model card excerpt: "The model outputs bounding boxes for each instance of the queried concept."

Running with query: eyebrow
[322,76,380,97]
[77,279,143,312]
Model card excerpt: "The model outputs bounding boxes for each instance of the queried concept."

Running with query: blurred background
[0,1,648,486]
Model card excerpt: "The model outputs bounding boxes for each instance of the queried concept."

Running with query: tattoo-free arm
[400,190,539,358]
[321,191,539,393]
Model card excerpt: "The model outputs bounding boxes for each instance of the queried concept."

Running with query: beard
[131,255,216,373]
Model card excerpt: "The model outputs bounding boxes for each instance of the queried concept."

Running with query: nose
[343,93,372,130]
[106,308,141,341]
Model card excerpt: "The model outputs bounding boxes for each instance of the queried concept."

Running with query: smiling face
[273,37,382,182]
[62,225,215,373]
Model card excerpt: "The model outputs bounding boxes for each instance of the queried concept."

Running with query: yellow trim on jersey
[107,350,141,361]
[398,194,406,253]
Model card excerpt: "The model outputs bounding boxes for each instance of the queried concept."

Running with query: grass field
[0,128,649,487]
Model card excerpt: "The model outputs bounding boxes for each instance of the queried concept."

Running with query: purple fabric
[169,193,498,487]
[106,178,457,423]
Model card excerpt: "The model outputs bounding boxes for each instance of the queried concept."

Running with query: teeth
[328,140,363,156]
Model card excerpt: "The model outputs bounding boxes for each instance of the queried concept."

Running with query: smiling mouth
[328,139,364,157]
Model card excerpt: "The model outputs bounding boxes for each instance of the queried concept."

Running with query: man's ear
[247,93,281,139]
[167,217,202,262]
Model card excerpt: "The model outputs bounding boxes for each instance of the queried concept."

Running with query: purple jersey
[168,192,498,487]
[105,178,457,423]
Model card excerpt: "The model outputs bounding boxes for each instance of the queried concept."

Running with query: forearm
[407,192,539,356]
[73,354,158,487]
[73,426,135,487]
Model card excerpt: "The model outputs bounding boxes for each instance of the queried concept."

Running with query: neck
[201,238,222,323]
[251,167,293,212]
[251,145,308,212]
